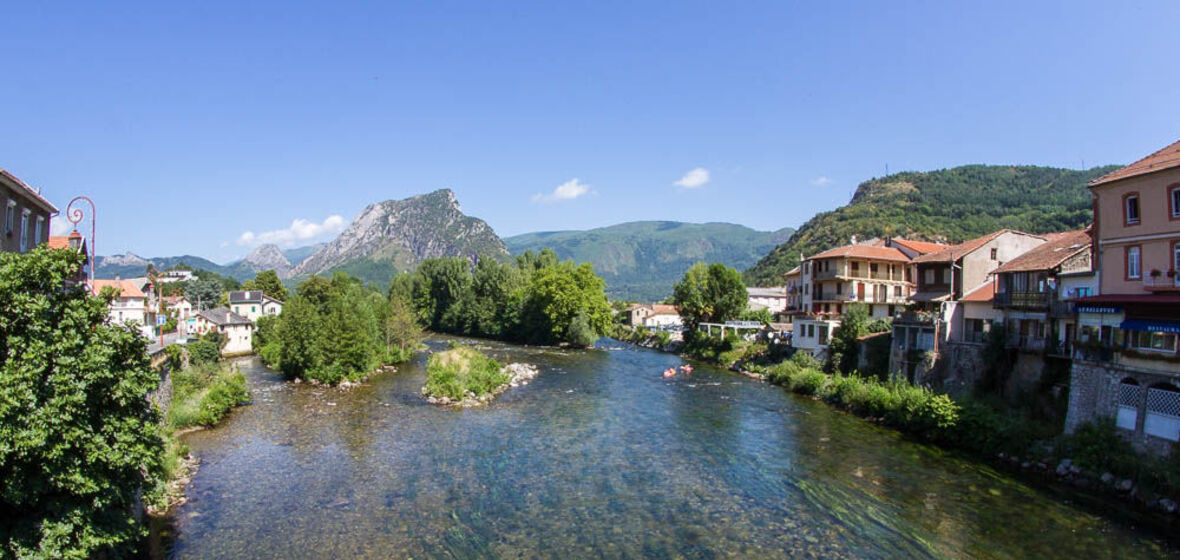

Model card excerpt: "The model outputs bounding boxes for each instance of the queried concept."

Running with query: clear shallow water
[157,338,1174,559]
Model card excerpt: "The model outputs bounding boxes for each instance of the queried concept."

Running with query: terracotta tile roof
[0,167,59,213]
[649,304,679,315]
[992,229,1091,274]
[808,244,911,263]
[911,230,1041,264]
[784,265,801,277]
[91,279,145,298]
[890,238,947,254]
[1090,139,1180,187]
[960,279,997,303]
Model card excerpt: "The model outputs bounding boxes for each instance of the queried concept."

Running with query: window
[990,248,998,260]
[1127,331,1178,354]
[1172,186,1180,219]
[942,268,952,284]
[4,200,14,234]
[836,283,843,295]
[34,216,43,246]
[1125,193,1140,225]
[1073,287,1092,298]
[924,269,934,285]
[1127,246,1142,280]
[18,211,29,253]
[893,285,902,296]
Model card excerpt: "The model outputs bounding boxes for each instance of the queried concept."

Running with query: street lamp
[65,196,95,285]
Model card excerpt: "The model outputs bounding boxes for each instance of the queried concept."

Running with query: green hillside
[743,164,1119,286]
[504,221,795,301]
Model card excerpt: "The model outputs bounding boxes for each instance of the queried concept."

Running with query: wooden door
[857,283,865,302]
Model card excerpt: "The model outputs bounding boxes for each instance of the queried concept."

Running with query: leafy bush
[567,311,599,348]
[187,337,221,365]
[167,363,249,430]
[424,345,508,400]
[0,247,164,558]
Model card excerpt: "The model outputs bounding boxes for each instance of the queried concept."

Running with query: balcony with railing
[1143,273,1180,292]
[894,310,939,326]
[1006,334,1047,352]
[994,290,1051,310]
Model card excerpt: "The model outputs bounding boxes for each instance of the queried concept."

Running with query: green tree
[828,303,870,374]
[518,262,611,345]
[413,258,472,330]
[249,270,288,301]
[184,276,223,311]
[0,247,164,558]
[672,262,747,331]
[275,296,322,379]
[386,296,423,360]
[296,274,333,310]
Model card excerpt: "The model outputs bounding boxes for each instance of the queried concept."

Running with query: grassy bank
[762,352,1180,508]
[424,344,507,401]
[146,360,250,512]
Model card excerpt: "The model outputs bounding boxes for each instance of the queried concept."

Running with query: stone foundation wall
[1065,359,1178,456]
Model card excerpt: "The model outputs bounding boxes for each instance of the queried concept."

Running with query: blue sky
[2,1,1178,263]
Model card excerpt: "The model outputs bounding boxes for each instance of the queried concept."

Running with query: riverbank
[614,327,1180,528]
[147,360,250,515]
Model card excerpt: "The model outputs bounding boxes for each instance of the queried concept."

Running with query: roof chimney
[850,235,857,245]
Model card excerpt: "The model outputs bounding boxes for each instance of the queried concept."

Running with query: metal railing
[994,291,1050,309]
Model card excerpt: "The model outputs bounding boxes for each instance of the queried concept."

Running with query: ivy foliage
[0,247,165,559]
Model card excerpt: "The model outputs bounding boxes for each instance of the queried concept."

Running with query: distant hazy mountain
[290,189,508,286]
[504,221,795,301]
[95,253,232,280]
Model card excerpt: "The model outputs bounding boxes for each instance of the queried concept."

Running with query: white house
[628,304,683,329]
[164,295,194,320]
[192,307,254,356]
[92,278,156,339]
[746,287,788,315]
[229,290,284,322]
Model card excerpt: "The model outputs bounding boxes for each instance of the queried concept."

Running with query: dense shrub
[187,337,221,365]
[0,247,164,558]
[167,363,250,430]
[424,345,508,400]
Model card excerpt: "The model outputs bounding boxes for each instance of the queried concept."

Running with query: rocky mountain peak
[290,189,507,280]
[243,244,292,277]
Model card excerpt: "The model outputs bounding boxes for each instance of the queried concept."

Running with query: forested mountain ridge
[505,221,794,301]
[743,164,1120,286]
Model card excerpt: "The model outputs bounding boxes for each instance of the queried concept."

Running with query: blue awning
[1120,319,1180,335]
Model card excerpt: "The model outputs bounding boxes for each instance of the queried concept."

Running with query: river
[154,338,1174,559]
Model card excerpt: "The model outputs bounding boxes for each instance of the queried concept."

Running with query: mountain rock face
[100,252,150,268]
[241,244,292,278]
[505,221,794,302]
[291,189,508,284]
[743,164,1120,286]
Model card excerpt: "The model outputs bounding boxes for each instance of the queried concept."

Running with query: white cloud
[235,214,347,247]
[810,176,832,187]
[674,167,710,189]
[532,178,593,204]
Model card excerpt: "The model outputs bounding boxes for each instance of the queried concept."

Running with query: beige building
[92,278,157,339]
[191,307,254,356]
[746,286,787,315]
[794,241,915,356]
[229,290,284,322]
[1,168,56,254]
[783,265,803,314]
[1066,140,1180,450]
[992,229,1092,354]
